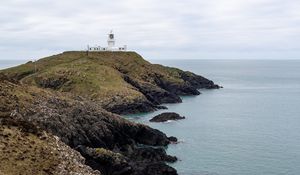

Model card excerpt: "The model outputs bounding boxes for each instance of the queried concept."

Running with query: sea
[125,59,300,175]
[1,59,300,175]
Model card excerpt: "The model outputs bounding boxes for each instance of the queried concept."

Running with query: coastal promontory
[0,51,220,175]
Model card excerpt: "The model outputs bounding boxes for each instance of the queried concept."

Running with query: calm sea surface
[1,59,300,175]
[125,60,300,175]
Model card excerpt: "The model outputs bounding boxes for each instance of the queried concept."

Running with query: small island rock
[150,112,185,122]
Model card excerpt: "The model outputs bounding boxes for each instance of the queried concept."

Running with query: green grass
[1,51,189,105]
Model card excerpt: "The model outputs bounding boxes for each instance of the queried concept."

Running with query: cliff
[0,51,220,175]
[1,51,220,114]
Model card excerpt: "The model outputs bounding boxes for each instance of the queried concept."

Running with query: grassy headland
[1,51,219,114]
[0,51,219,175]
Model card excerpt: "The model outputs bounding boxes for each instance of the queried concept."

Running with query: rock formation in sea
[150,112,186,122]
[0,51,220,175]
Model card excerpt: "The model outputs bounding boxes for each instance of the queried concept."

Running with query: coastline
[0,52,220,175]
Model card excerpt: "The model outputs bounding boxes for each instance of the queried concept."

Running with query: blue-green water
[125,60,300,175]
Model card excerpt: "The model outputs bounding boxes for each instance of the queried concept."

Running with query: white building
[87,31,127,52]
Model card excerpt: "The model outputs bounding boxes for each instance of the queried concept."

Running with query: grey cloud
[0,0,300,60]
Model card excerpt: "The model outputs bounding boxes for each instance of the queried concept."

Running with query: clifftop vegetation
[1,51,219,114]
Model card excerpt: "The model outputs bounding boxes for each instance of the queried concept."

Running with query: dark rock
[123,75,182,105]
[77,146,133,175]
[134,126,170,146]
[104,99,156,115]
[127,147,178,175]
[36,101,170,148]
[155,105,168,110]
[150,112,185,122]
[129,147,177,163]
[206,84,223,89]
[153,75,201,96]
[117,71,221,115]
[141,163,178,175]
[11,94,175,175]
[179,71,221,89]
[76,145,178,175]
[168,136,178,143]
[36,76,70,90]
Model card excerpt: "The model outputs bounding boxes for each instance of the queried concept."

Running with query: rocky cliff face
[0,51,220,175]
[0,76,177,175]
[2,51,220,115]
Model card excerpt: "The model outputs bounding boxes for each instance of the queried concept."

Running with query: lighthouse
[107,30,115,50]
[87,30,127,52]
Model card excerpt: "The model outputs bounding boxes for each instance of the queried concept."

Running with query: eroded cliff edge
[0,52,220,175]
[2,51,220,114]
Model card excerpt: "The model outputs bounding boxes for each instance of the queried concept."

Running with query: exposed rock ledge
[150,112,186,122]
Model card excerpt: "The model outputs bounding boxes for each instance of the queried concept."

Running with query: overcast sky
[1,0,300,60]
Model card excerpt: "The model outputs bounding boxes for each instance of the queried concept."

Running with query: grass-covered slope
[1,51,219,114]
[0,123,101,175]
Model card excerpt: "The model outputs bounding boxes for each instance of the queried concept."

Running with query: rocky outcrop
[150,112,186,122]
[153,75,201,96]
[129,147,178,175]
[77,146,178,175]
[36,76,71,90]
[178,71,222,89]
[0,117,101,175]
[123,75,182,105]
[0,78,178,175]
[77,146,132,175]
[129,147,177,163]
[103,97,157,115]
[141,163,178,175]
[168,136,178,143]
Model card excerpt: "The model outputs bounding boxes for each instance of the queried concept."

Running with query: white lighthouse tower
[87,30,127,52]
[107,30,115,50]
